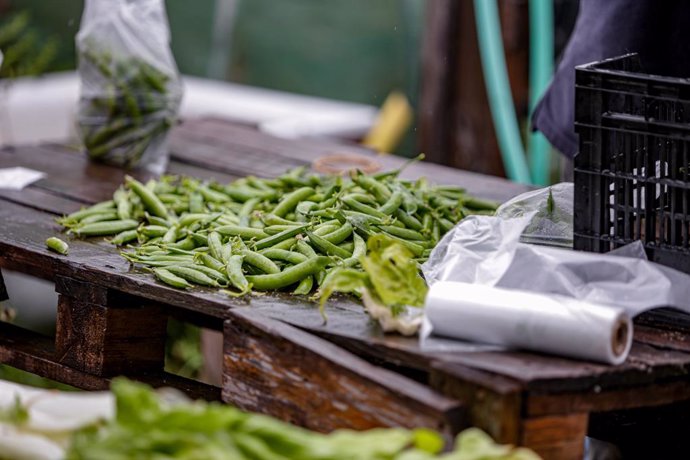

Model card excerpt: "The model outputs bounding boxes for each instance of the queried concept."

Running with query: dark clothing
[533,0,690,158]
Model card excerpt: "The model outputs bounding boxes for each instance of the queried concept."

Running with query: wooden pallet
[2,119,690,459]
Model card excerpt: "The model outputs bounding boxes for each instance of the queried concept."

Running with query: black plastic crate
[574,53,690,273]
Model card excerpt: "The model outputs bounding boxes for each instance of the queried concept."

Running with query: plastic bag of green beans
[76,0,183,174]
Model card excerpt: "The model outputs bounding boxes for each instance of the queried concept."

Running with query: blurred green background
[5,0,424,152]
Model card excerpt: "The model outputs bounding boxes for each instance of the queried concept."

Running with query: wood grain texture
[0,321,220,400]
[55,276,168,376]
[430,361,523,444]
[520,413,587,460]
[223,310,464,435]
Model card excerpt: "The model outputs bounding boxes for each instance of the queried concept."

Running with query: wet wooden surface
[2,118,690,459]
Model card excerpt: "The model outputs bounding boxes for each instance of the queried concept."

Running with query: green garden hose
[528,0,554,185]
[473,0,531,184]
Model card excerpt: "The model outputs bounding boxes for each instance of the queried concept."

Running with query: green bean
[341,196,388,219]
[125,175,168,218]
[295,240,317,258]
[199,185,229,203]
[153,268,191,289]
[240,250,280,274]
[178,213,210,227]
[272,187,314,217]
[145,214,172,227]
[312,225,339,237]
[162,226,178,244]
[46,237,69,255]
[342,193,377,205]
[293,275,313,295]
[114,188,131,220]
[321,222,353,245]
[422,213,433,234]
[463,196,499,211]
[342,233,366,267]
[79,211,119,224]
[225,255,251,293]
[254,225,309,251]
[260,249,308,265]
[239,197,261,226]
[376,225,425,241]
[263,224,302,235]
[246,256,330,290]
[197,253,226,273]
[207,231,224,261]
[378,190,403,215]
[73,219,139,237]
[58,207,114,225]
[165,266,219,287]
[167,236,196,250]
[139,225,168,238]
[178,263,228,285]
[353,174,391,203]
[394,209,423,231]
[306,231,351,259]
[438,217,455,233]
[221,243,233,263]
[189,192,205,213]
[216,225,268,240]
[110,229,138,246]
[338,241,354,253]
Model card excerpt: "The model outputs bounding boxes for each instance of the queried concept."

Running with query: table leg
[55,275,167,376]
[519,413,588,460]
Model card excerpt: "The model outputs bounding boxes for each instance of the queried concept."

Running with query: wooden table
[1,118,690,460]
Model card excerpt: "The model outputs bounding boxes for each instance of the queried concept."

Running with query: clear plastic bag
[494,182,573,248]
[76,0,183,174]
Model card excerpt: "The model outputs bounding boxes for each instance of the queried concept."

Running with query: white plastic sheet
[420,186,690,363]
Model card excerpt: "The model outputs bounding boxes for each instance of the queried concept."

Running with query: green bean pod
[46,237,69,255]
[306,231,351,259]
[153,268,192,289]
[73,219,139,237]
[125,175,168,218]
[216,225,269,240]
[225,255,251,293]
[165,266,219,287]
[240,250,280,274]
[253,225,309,251]
[246,256,330,290]
[272,187,314,217]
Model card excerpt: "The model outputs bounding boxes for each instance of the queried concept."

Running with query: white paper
[0,167,45,190]
[423,282,632,365]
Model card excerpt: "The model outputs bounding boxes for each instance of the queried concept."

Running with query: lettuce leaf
[63,379,540,460]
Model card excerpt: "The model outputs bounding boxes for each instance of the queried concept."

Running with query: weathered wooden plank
[430,343,690,393]
[526,379,690,417]
[429,362,523,444]
[55,276,168,376]
[0,321,220,400]
[172,118,530,202]
[0,144,241,209]
[223,310,464,435]
[520,413,588,460]
[633,325,690,353]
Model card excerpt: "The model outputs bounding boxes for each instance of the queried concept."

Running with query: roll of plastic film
[425,281,632,365]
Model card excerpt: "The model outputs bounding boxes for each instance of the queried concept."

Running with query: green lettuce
[320,234,427,316]
[66,379,539,460]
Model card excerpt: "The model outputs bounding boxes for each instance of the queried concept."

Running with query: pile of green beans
[78,41,180,168]
[57,167,497,295]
